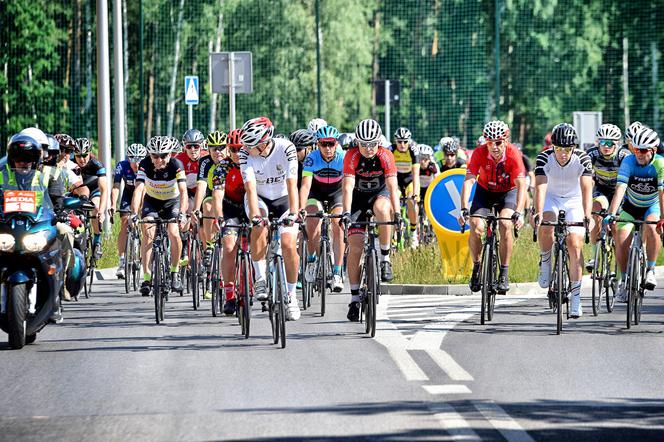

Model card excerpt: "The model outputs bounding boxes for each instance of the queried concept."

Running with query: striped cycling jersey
[535,149,592,198]
[617,154,664,207]
[136,157,186,201]
[587,146,631,195]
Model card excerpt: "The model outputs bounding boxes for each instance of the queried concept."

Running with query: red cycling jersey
[343,147,397,193]
[466,143,525,192]
[175,151,207,196]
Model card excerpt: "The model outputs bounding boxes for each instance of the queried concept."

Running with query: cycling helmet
[632,127,660,150]
[483,120,510,141]
[206,130,228,147]
[439,137,459,154]
[7,134,42,169]
[147,136,174,155]
[168,136,182,153]
[307,118,328,134]
[596,123,622,141]
[316,125,340,141]
[418,144,434,158]
[289,129,317,152]
[74,138,92,155]
[476,135,486,147]
[19,127,49,148]
[355,119,382,142]
[274,133,288,139]
[394,127,412,142]
[54,133,77,152]
[551,123,578,148]
[126,143,147,159]
[338,133,356,150]
[379,134,390,148]
[240,116,274,146]
[182,129,205,146]
[625,121,644,142]
[227,129,243,147]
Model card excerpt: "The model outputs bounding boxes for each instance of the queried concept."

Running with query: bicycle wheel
[153,249,163,324]
[556,248,564,335]
[479,242,491,325]
[132,235,141,292]
[211,245,221,317]
[605,243,616,313]
[626,247,638,329]
[124,231,133,293]
[87,257,95,297]
[277,261,287,348]
[591,241,604,316]
[239,254,251,339]
[369,249,379,337]
[634,253,645,325]
[487,248,498,322]
[190,239,200,310]
[319,239,328,317]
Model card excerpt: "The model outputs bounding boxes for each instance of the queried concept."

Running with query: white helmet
[240,116,274,146]
[483,120,510,141]
[307,118,328,134]
[596,124,622,141]
[355,119,382,143]
[19,127,49,148]
[393,127,412,141]
[418,144,434,157]
[378,134,390,148]
[127,143,147,159]
[632,127,660,150]
[625,121,644,143]
[147,136,175,155]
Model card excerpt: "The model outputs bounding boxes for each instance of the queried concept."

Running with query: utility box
[573,111,602,151]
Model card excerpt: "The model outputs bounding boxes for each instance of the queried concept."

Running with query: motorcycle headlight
[22,231,49,252]
[0,233,15,252]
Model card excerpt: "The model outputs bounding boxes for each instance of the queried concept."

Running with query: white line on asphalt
[429,402,482,441]
[473,401,535,442]
[423,384,472,395]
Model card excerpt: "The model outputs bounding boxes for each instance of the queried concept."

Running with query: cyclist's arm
[111,183,120,211]
[212,188,224,219]
[660,187,664,220]
[386,176,400,214]
[534,175,548,216]
[286,177,299,214]
[131,182,144,216]
[178,180,188,214]
[412,163,420,198]
[299,175,313,209]
[193,181,207,213]
[460,173,476,211]
[608,184,626,216]
[244,180,260,219]
[342,176,354,214]
[580,175,593,220]
[97,175,109,213]
[514,176,527,214]
[433,162,441,176]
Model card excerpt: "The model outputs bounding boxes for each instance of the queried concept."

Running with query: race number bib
[3,190,37,214]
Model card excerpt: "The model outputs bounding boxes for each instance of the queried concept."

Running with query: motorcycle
[0,173,85,349]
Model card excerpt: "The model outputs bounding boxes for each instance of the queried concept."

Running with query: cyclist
[623,121,644,153]
[176,129,207,207]
[458,120,527,293]
[437,137,466,172]
[342,119,400,322]
[239,116,301,321]
[289,129,317,189]
[585,124,629,269]
[211,129,247,315]
[111,143,147,279]
[52,134,84,194]
[532,123,594,318]
[418,144,440,198]
[131,136,188,296]
[389,127,421,248]
[73,138,108,259]
[308,118,328,134]
[300,124,345,292]
[338,133,356,151]
[603,126,664,302]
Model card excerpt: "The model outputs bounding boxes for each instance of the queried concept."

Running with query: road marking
[429,402,481,441]
[473,401,535,442]
[423,384,472,395]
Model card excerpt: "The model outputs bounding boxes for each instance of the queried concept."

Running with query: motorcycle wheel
[7,284,28,349]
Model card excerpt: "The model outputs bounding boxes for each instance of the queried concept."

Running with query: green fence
[1,0,663,157]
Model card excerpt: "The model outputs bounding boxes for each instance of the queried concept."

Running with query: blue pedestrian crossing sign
[424,169,476,234]
[184,76,199,105]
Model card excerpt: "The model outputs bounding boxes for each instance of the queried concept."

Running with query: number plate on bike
[3,190,37,214]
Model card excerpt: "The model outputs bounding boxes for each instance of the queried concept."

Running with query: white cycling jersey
[239,138,298,200]
[535,148,592,198]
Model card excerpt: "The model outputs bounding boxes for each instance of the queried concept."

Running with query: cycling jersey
[239,138,298,200]
[535,149,592,198]
[136,157,186,201]
[439,158,466,173]
[74,157,106,193]
[302,150,344,197]
[617,154,664,208]
[211,159,245,205]
[419,161,439,188]
[196,156,222,199]
[175,151,204,196]
[343,147,397,194]
[114,160,137,189]
[466,143,525,193]
[587,146,631,196]
[390,143,419,188]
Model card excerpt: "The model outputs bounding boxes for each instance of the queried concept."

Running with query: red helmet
[240,116,274,146]
[227,129,243,148]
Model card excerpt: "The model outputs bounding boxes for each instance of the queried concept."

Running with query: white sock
[252,259,266,280]
[570,280,581,297]
[540,249,551,263]
[287,282,296,294]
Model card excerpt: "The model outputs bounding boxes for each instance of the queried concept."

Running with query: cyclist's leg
[346,210,366,321]
[537,194,559,289]
[468,186,492,262]
[496,188,517,267]
[140,198,159,286]
[404,182,418,240]
[330,201,344,271]
[565,200,587,316]
[591,191,609,244]
[374,191,394,280]
[117,196,132,260]
[643,204,660,287]
[90,193,102,249]
[202,197,216,256]
[246,195,269,296]
[305,198,323,257]
[616,205,639,277]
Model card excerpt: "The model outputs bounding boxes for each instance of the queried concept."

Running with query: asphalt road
[0,275,663,441]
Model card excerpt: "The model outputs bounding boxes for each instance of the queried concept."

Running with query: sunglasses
[185,144,202,150]
[445,153,457,157]
[599,139,615,147]
[396,139,409,144]
[318,140,336,148]
[634,147,652,154]
[151,153,169,159]
[487,140,504,146]
[553,145,573,152]
[75,154,89,158]
[128,156,142,163]
[358,140,379,149]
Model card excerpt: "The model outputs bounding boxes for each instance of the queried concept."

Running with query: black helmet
[338,133,356,150]
[551,123,578,148]
[289,129,316,152]
[7,134,43,169]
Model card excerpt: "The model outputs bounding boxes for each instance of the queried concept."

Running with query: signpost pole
[188,105,193,130]
[385,80,390,140]
[228,52,236,130]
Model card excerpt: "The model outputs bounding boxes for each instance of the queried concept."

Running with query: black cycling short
[397,173,413,193]
[349,188,390,233]
[470,185,517,216]
[141,196,180,219]
[307,187,343,210]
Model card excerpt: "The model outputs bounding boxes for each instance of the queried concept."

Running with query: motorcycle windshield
[0,168,55,222]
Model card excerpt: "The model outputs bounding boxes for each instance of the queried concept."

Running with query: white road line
[473,401,535,442]
[429,402,482,441]
[424,347,474,381]
[423,384,472,395]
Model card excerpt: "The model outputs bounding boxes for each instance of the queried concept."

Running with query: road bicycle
[224,221,254,339]
[120,210,142,294]
[589,210,616,316]
[140,218,177,324]
[417,199,435,246]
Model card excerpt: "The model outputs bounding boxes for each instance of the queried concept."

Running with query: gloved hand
[458,208,469,226]
[284,212,298,226]
[340,211,351,228]
[251,215,264,227]
[602,213,616,226]
[394,211,403,228]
